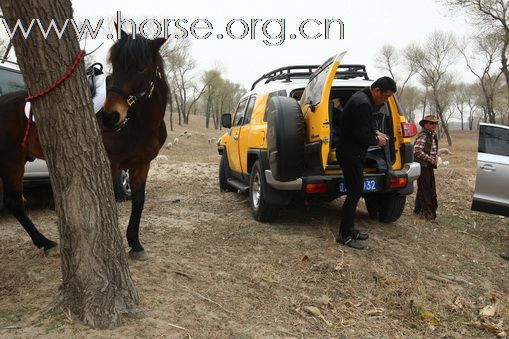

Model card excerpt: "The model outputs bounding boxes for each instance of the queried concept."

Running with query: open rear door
[300,52,346,170]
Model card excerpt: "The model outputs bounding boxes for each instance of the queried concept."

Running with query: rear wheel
[250,160,278,222]
[219,153,234,192]
[364,195,380,219]
[378,194,406,223]
[365,194,406,222]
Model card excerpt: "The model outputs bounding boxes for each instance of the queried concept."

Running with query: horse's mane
[108,35,165,73]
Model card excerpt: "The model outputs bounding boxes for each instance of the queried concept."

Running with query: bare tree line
[376,0,509,146]
[160,39,245,131]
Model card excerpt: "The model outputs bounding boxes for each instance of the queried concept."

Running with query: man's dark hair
[371,76,397,93]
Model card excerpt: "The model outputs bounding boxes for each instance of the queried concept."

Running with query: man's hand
[375,131,388,146]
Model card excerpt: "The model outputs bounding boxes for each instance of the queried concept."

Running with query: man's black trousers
[337,153,365,239]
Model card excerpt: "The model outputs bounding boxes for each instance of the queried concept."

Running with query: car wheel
[378,194,406,223]
[267,96,305,182]
[250,160,278,222]
[114,170,131,201]
[364,195,380,219]
[219,153,234,192]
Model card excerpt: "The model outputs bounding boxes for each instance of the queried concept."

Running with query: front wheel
[219,153,234,192]
[250,160,278,222]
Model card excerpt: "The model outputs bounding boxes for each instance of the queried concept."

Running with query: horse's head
[102,28,167,130]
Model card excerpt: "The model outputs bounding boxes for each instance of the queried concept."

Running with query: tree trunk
[501,32,509,103]
[205,94,211,129]
[1,0,139,329]
[168,90,174,131]
[434,98,452,146]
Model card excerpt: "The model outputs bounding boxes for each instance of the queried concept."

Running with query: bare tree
[200,70,246,129]
[202,69,222,129]
[459,34,503,123]
[453,83,466,130]
[375,44,417,98]
[465,83,481,129]
[161,39,206,125]
[0,0,139,328]
[405,31,458,145]
[397,85,423,122]
[442,0,509,100]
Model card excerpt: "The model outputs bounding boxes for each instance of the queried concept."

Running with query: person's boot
[353,230,369,241]
[337,236,365,250]
[500,252,509,261]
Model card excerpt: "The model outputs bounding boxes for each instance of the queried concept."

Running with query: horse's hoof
[43,241,59,256]
[129,250,148,261]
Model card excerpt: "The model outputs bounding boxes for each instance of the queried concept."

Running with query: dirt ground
[1,116,508,338]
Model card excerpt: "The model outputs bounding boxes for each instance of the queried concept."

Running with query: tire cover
[267,96,305,182]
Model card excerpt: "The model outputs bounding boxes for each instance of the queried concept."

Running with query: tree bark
[1,0,139,329]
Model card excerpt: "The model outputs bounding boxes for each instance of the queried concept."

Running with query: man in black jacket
[337,77,397,249]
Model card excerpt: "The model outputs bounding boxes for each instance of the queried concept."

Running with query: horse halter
[108,66,162,107]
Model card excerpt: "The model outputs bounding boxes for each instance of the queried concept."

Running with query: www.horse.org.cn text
[0,10,345,47]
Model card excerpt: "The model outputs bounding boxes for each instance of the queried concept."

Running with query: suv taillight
[401,122,418,138]
[390,177,408,188]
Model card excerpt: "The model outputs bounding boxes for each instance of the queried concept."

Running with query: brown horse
[0,30,168,260]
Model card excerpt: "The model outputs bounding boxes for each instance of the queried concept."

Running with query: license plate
[339,179,377,193]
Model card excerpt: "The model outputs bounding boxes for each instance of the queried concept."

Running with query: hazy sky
[5,0,475,89]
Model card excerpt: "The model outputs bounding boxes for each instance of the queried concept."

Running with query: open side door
[300,52,346,170]
[472,123,509,216]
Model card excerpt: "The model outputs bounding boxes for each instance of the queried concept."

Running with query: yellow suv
[218,53,420,222]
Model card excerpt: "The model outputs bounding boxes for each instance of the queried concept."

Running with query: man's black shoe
[338,236,365,250]
[353,230,369,241]
[500,252,509,261]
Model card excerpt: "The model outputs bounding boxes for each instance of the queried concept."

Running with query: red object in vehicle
[401,122,418,138]
[306,183,328,193]
[390,177,408,188]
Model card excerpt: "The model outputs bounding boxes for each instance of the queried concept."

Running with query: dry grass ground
[1,117,508,338]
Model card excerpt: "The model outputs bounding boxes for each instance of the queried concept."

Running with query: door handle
[233,134,239,140]
[480,164,496,172]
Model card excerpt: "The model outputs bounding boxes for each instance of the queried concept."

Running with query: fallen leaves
[303,306,332,326]
[479,305,496,317]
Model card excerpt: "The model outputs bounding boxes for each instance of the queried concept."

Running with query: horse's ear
[151,38,167,51]
[113,22,129,39]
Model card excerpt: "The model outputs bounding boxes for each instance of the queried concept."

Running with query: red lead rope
[21,49,86,148]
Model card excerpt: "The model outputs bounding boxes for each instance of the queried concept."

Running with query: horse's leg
[0,166,57,252]
[125,164,150,260]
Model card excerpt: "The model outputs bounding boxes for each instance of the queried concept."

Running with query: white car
[472,123,509,216]
[23,159,131,200]
[0,159,131,210]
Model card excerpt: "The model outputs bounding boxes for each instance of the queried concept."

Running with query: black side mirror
[221,113,232,128]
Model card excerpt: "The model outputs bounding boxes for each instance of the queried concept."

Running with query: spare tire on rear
[267,96,305,182]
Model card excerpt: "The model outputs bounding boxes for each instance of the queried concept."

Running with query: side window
[233,99,248,126]
[479,125,509,157]
[243,96,257,125]
[0,68,25,96]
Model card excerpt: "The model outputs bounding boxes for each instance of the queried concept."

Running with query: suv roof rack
[251,64,370,90]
